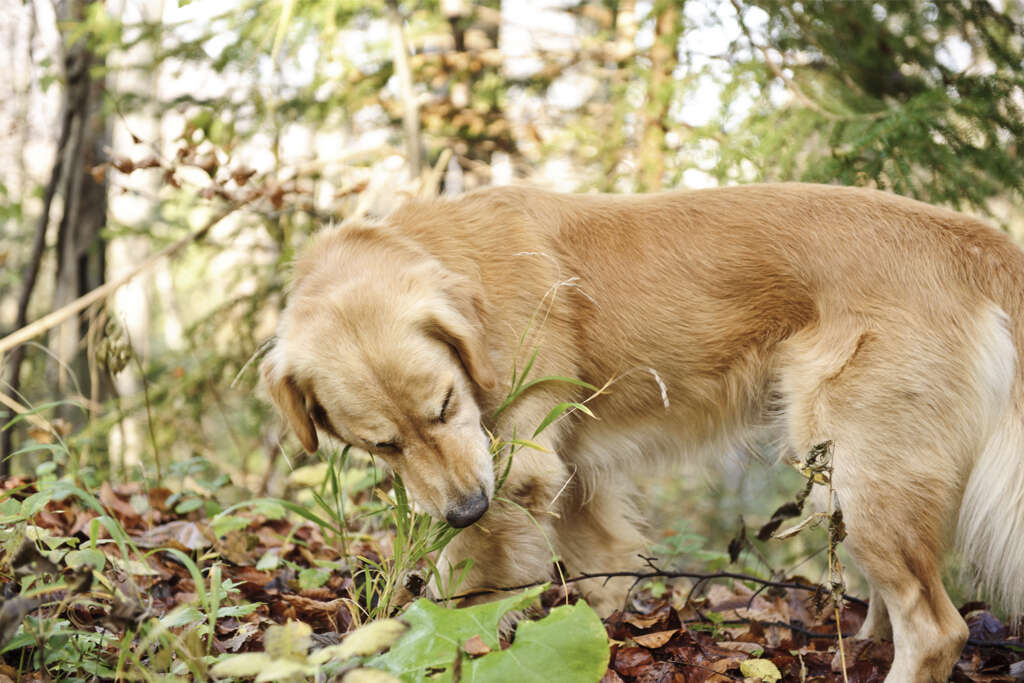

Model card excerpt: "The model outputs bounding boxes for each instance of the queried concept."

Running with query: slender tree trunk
[1,0,109,471]
[50,0,108,426]
[639,1,681,192]
[386,0,422,180]
[0,53,77,473]
[596,0,638,191]
[443,0,468,52]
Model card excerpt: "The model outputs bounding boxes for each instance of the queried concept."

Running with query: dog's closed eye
[374,440,401,454]
[437,387,454,424]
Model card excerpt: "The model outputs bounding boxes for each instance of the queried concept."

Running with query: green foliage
[369,586,610,683]
[707,0,1024,210]
[649,519,729,570]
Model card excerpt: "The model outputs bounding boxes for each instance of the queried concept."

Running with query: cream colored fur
[261,183,1024,682]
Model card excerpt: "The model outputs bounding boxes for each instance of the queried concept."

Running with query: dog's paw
[497,608,525,639]
[496,603,546,640]
[391,570,428,612]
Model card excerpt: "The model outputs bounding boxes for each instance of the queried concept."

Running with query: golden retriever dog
[261,183,1024,682]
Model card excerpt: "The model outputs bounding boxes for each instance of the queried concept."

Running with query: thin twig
[446,565,868,607]
[0,206,237,358]
[419,148,452,197]
[123,328,161,482]
[0,393,53,433]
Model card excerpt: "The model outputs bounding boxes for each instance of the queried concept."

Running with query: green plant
[367,585,609,683]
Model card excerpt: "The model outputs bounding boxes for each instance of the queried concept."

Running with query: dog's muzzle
[445,490,489,528]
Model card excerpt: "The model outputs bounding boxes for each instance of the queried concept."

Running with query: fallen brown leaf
[462,634,491,656]
[632,629,678,649]
[99,482,140,525]
[132,520,212,551]
[623,605,673,630]
[614,646,654,677]
[714,640,764,655]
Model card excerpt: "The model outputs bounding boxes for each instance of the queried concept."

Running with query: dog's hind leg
[826,450,967,682]
[776,319,1005,682]
[856,585,892,641]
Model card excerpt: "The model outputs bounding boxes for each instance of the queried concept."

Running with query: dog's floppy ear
[260,348,319,453]
[426,274,497,392]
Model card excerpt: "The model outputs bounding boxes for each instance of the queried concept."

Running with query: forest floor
[0,475,1021,682]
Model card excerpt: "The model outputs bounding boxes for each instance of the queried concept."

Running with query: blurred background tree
[0,0,1022,544]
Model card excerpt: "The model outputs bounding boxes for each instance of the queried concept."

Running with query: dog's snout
[445,491,489,528]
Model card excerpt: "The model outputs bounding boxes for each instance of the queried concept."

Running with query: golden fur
[262,183,1024,682]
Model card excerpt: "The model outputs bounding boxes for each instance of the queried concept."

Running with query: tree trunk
[386,0,422,181]
[49,0,108,426]
[0,0,109,472]
[639,1,681,192]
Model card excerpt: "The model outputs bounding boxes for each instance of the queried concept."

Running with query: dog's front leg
[432,436,571,606]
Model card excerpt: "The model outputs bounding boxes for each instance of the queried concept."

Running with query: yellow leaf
[264,620,313,660]
[309,619,408,664]
[254,659,317,682]
[210,652,272,678]
[739,658,782,682]
[287,463,329,488]
[342,668,403,683]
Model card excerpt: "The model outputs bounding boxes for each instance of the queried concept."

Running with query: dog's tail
[956,305,1024,618]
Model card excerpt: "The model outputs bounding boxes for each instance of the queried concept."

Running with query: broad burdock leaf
[369,586,609,682]
[460,602,608,682]
[369,587,544,679]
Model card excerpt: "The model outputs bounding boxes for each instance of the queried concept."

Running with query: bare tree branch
[0,205,236,359]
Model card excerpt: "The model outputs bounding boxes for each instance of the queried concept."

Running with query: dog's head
[261,228,498,528]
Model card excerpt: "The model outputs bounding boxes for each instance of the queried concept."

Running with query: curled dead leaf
[231,166,257,185]
[631,629,677,649]
[613,646,653,677]
[623,605,672,629]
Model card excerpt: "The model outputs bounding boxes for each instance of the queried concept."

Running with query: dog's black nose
[445,491,489,528]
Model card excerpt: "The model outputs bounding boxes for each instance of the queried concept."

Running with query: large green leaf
[369,587,542,680]
[370,587,609,683]
[462,601,609,682]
